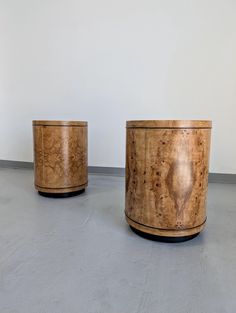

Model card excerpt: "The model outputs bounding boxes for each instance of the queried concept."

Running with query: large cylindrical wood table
[33,120,88,198]
[125,120,212,242]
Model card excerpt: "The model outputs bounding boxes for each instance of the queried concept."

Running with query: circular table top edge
[32,120,88,127]
[126,120,212,129]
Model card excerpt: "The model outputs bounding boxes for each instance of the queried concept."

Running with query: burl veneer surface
[33,121,87,193]
[125,121,211,237]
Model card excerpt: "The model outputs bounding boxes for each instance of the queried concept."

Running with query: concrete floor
[0,168,236,313]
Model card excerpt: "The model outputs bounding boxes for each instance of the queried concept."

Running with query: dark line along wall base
[0,160,34,169]
[0,160,235,184]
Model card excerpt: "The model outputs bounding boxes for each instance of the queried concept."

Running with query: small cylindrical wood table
[33,120,88,197]
[125,120,212,242]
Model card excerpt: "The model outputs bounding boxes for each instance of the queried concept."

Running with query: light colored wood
[33,120,88,194]
[126,215,205,237]
[33,120,87,127]
[125,120,212,238]
[127,120,212,129]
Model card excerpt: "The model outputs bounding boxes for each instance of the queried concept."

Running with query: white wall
[0,0,236,173]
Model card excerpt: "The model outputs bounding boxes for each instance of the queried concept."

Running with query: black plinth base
[38,189,85,198]
[130,226,199,243]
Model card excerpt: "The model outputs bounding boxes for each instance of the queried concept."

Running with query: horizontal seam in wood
[125,213,207,231]
[35,182,88,189]
[33,125,87,127]
[126,127,212,129]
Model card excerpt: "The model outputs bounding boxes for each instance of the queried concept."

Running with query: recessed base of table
[38,189,85,198]
[130,226,200,243]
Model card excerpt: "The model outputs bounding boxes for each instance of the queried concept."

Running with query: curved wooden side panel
[33,123,88,193]
[125,126,211,237]
[125,215,206,237]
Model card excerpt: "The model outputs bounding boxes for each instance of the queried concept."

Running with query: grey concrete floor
[0,168,236,313]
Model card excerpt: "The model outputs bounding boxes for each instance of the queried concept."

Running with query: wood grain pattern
[125,120,212,237]
[33,120,88,193]
[127,120,212,129]
[33,120,87,127]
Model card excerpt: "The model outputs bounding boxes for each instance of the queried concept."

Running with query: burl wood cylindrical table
[33,120,88,198]
[125,120,212,242]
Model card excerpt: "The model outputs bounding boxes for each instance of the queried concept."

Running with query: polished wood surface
[33,120,88,194]
[33,120,87,127]
[125,120,212,237]
[127,120,212,129]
